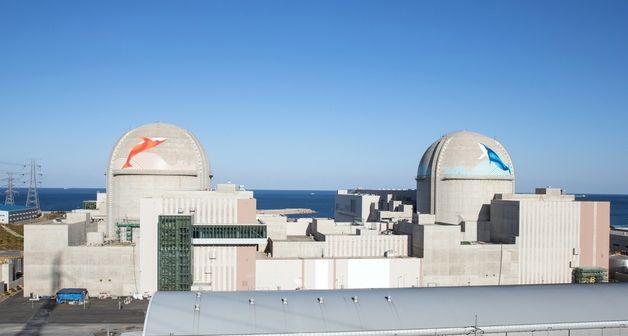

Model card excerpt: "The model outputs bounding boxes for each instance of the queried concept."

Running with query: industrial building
[0,205,39,224]
[143,284,628,336]
[610,226,628,254]
[22,126,610,298]
[0,250,22,292]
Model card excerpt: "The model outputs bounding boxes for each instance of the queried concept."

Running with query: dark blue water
[3,188,336,218]
[7,188,105,212]
[576,194,628,229]
[253,190,336,219]
[3,188,627,225]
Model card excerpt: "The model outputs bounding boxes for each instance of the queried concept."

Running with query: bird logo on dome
[478,143,511,174]
[122,137,167,169]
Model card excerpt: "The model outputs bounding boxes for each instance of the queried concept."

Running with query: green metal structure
[158,215,192,291]
[572,267,608,284]
[116,222,140,241]
[83,200,97,210]
[192,225,266,239]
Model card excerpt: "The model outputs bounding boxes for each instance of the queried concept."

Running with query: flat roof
[144,284,628,336]
[0,250,22,258]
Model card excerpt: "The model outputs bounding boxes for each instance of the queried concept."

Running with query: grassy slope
[0,224,24,250]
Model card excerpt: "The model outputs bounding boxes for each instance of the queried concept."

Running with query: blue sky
[1,0,627,193]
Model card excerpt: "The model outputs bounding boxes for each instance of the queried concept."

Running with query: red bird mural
[122,137,167,168]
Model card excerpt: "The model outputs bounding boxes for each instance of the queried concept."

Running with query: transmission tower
[25,159,42,209]
[4,172,17,206]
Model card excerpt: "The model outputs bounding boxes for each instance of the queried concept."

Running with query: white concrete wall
[0,263,11,287]
[270,234,408,259]
[192,246,237,291]
[435,179,513,225]
[323,234,408,258]
[286,220,310,236]
[24,245,137,297]
[516,200,580,284]
[270,240,326,258]
[346,259,390,288]
[161,196,237,224]
[418,224,519,287]
[139,198,161,295]
[335,193,380,223]
[255,259,303,290]
[256,257,421,291]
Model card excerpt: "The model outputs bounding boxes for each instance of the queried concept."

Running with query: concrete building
[22,127,611,298]
[610,226,628,254]
[138,185,259,293]
[106,123,211,237]
[0,205,39,224]
[416,131,514,228]
[400,131,609,287]
[490,189,609,284]
[22,212,139,297]
[335,189,414,224]
[0,250,22,292]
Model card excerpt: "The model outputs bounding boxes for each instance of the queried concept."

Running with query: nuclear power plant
[23,124,610,297]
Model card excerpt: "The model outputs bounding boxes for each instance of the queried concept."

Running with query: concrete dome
[106,123,211,237]
[416,131,515,228]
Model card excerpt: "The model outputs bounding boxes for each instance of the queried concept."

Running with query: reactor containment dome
[106,123,211,237]
[416,131,515,225]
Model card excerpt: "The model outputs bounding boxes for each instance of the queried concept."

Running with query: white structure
[417,131,514,227]
[23,212,139,296]
[335,189,414,224]
[106,123,211,237]
[22,126,611,298]
[400,130,609,287]
[0,251,22,292]
[143,284,628,336]
[139,186,258,294]
[0,205,39,224]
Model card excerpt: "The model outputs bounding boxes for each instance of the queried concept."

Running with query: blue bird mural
[479,143,511,173]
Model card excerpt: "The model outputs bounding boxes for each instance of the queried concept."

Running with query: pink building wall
[580,202,610,269]
[237,198,257,224]
[236,246,256,290]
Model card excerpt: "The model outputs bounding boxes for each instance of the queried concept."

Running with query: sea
[4,188,628,227]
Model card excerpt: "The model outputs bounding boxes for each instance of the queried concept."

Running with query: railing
[192,225,267,239]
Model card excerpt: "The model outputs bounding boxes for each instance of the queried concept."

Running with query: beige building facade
[22,126,612,298]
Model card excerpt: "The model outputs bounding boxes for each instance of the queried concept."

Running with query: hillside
[0,224,24,250]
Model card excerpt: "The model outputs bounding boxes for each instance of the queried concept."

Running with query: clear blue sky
[1,0,627,193]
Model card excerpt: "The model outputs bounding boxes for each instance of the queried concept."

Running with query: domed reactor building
[106,123,211,237]
[24,123,261,297]
[396,130,610,286]
[416,131,515,239]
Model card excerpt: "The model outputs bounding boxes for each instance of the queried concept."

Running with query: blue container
[56,288,88,304]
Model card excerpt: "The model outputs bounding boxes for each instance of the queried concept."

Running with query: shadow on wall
[477,204,490,222]
[51,253,61,295]
[17,253,62,336]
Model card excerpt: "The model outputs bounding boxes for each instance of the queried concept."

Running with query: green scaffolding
[192,225,267,239]
[83,200,97,210]
[116,222,140,241]
[572,267,608,284]
[158,215,192,291]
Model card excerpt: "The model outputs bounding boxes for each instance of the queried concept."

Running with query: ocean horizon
[2,188,627,227]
